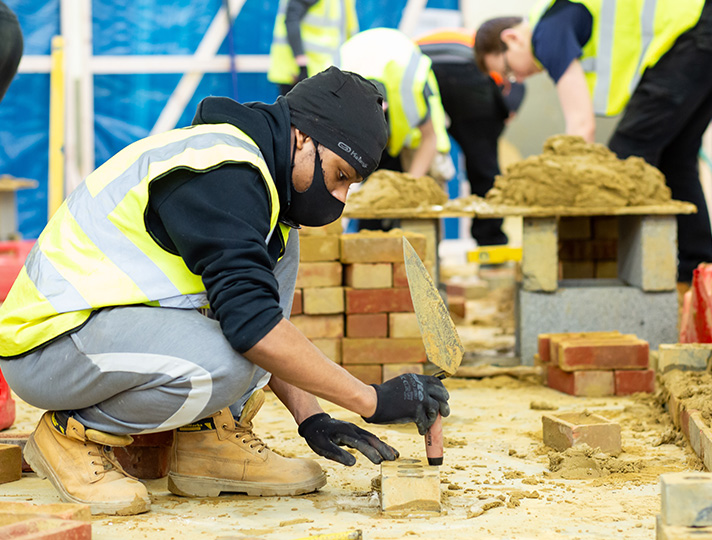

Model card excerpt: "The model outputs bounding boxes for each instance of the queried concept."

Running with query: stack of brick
[291,226,429,385]
[558,216,618,279]
[537,331,654,396]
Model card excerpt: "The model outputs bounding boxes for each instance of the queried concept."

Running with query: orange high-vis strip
[415,28,475,48]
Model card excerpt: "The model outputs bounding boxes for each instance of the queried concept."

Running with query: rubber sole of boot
[24,433,151,516]
[167,470,327,497]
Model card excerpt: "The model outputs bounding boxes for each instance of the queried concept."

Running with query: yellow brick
[300,220,344,236]
[340,230,427,263]
[299,235,340,262]
[291,314,344,338]
[381,458,440,514]
[388,312,421,338]
[559,217,591,240]
[302,287,344,315]
[344,263,392,289]
[310,338,342,364]
[382,362,424,382]
[296,262,342,288]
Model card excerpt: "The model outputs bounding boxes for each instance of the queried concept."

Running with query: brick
[0,518,91,539]
[445,281,489,300]
[668,393,683,429]
[0,502,91,522]
[656,515,712,540]
[592,216,618,240]
[388,312,421,338]
[539,331,622,365]
[448,296,466,319]
[299,235,340,262]
[300,220,343,236]
[114,431,173,480]
[558,217,591,240]
[392,262,408,288]
[291,314,344,338]
[595,260,618,278]
[615,369,655,395]
[658,344,712,373]
[522,217,558,292]
[302,286,344,315]
[342,338,426,365]
[700,418,712,473]
[343,364,382,385]
[382,363,424,382]
[291,289,302,316]
[344,263,392,289]
[661,472,712,527]
[380,458,440,514]
[547,366,615,397]
[558,338,649,371]
[296,262,342,288]
[346,313,388,338]
[558,239,617,261]
[559,261,595,279]
[310,338,342,364]
[542,412,621,455]
[0,434,31,472]
[618,215,677,291]
[340,231,427,264]
[0,443,21,484]
[344,288,413,314]
[688,411,706,463]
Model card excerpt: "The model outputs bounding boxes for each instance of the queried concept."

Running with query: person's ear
[294,128,311,150]
[500,27,520,49]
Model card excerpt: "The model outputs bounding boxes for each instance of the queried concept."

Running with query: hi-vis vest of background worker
[336,27,450,158]
[530,0,705,116]
[0,124,290,358]
[268,0,359,85]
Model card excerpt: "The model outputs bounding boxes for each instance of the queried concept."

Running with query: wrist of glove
[298,413,399,466]
[362,373,450,435]
[297,65,309,82]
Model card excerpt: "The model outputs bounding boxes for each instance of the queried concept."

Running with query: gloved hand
[298,413,399,466]
[297,65,309,82]
[362,373,450,435]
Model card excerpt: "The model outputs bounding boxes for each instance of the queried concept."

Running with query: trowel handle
[425,413,443,466]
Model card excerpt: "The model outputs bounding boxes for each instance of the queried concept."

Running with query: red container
[0,369,15,430]
[0,240,34,301]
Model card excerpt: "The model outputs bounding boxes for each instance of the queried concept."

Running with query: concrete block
[661,472,712,527]
[382,362,424,382]
[657,515,712,540]
[302,286,344,315]
[0,518,91,539]
[615,369,656,395]
[388,312,421,338]
[0,433,31,472]
[618,215,677,291]
[296,262,342,288]
[658,344,712,373]
[343,364,382,385]
[346,313,388,338]
[557,337,649,371]
[340,231,426,264]
[547,366,615,397]
[291,314,344,339]
[522,217,558,292]
[342,338,426,365]
[517,284,677,365]
[291,289,302,316]
[0,443,21,484]
[542,412,621,455]
[344,263,392,289]
[299,235,340,262]
[344,288,413,314]
[0,502,90,522]
[559,217,591,240]
[380,458,440,514]
[310,338,342,364]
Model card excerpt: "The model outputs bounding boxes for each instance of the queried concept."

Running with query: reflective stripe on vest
[0,123,284,357]
[267,0,358,84]
[530,0,704,115]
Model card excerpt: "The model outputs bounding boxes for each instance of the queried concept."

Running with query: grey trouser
[1,228,299,435]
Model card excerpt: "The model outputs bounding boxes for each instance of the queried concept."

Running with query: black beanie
[284,66,388,179]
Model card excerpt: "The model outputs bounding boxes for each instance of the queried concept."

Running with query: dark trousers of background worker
[0,1,23,103]
[431,61,509,246]
[608,0,712,283]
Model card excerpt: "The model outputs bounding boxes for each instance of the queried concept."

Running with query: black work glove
[297,65,309,82]
[362,373,450,436]
[298,413,399,466]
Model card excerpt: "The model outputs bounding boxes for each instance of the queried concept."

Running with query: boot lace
[87,443,135,480]
[222,421,267,453]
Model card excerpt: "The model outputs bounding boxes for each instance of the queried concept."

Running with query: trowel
[402,237,464,465]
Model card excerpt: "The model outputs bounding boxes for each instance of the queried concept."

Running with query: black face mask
[287,140,345,227]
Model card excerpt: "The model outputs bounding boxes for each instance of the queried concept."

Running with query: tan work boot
[168,389,326,497]
[24,412,150,515]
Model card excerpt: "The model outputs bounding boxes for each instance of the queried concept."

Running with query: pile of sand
[486,135,672,207]
[546,444,645,479]
[346,169,448,210]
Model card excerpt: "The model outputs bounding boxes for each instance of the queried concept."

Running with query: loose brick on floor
[295,262,342,288]
[0,443,21,484]
[557,337,649,371]
[542,412,621,454]
[344,288,414,314]
[381,458,440,514]
[660,472,712,527]
[658,344,712,373]
[344,263,392,289]
[291,314,344,339]
[346,313,388,338]
[614,369,655,395]
[0,434,31,472]
[547,366,615,397]
[341,338,426,365]
[0,501,91,522]
[0,518,91,540]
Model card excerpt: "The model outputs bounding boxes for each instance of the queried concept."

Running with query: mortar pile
[346,169,448,210]
[486,135,672,207]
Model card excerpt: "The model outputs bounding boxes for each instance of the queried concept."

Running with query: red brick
[547,366,615,396]
[559,338,649,371]
[392,262,408,288]
[0,443,21,484]
[344,288,413,314]
[0,501,91,522]
[340,231,427,264]
[114,431,174,480]
[558,239,617,261]
[539,331,621,365]
[542,412,621,454]
[341,338,426,365]
[344,263,392,289]
[296,262,342,288]
[614,369,655,395]
[344,364,383,385]
[291,289,303,315]
[382,363,424,382]
[549,332,625,365]
[0,518,91,539]
[299,235,340,262]
[0,434,31,472]
[291,314,344,338]
[346,313,388,338]
[448,296,466,319]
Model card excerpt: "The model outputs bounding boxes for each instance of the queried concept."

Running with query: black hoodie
[146,96,294,354]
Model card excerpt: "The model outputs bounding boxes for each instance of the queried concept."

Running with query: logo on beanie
[338,141,368,171]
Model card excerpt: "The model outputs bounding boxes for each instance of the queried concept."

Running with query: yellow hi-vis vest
[268,0,359,84]
[530,0,705,116]
[337,28,451,157]
[0,123,290,358]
